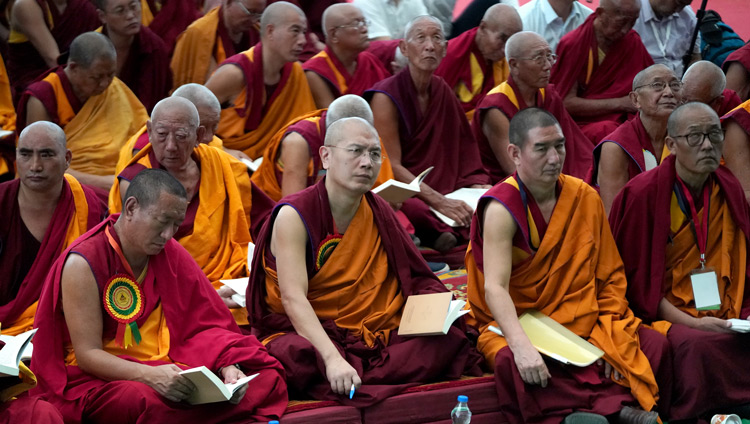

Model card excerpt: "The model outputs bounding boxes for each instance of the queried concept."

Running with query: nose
[160,224,177,242]
[164,134,179,152]
[547,146,562,165]
[30,154,43,171]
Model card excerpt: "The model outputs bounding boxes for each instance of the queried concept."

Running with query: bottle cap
[457,395,468,402]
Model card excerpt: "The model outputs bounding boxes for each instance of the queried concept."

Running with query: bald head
[151,97,200,130]
[667,102,718,137]
[505,31,547,61]
[325,117,379,147]
[404,15,444,41]
[260,1,305,34]
[172,84,221,116]
[321,3,361,39]
[326,95,374,128]
[17,121,70,193]
[124,168,187,209]
[19,121,66,150]
[682,60,726,106]
[68,32,116,68]
[632,63,676,91]
[475,3,522,62]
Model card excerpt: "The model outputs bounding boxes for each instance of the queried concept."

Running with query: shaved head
[68,32,116,67]
[325,117,379,147]
[326,94,374,128]
[172,83,221,116]
[124,168,187,208]
[151,97,200,129]
[260,1,305,34]
[667,102,717,136]
[404,15,444,41]
[475,3,522,62]
[19,121,66,149]
[682,60,726,103]
[321,3,361,39]
[600,0,640,11]
[632,63,675,90]
[483,3,521,28]
[505,31,546,61]
[509,107,560,147]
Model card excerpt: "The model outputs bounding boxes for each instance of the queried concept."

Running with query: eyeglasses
[671,129,725,147]
[236,1,262,21]
[518,53,557,66]
[107,0,140,16]
[333,19,369,32]
[634,81,683,92]
[326,145,382,163]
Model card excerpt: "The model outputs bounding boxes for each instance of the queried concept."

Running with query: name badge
[691,267,721,311]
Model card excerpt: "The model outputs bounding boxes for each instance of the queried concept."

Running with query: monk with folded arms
[206,1,316,160]
[466,108,670,424]
[367,15,490,253]
[550,0,653,144]
[110,97,273,326]
[593,64,681,215]
[18,32,148,197]
[681,60,741,117]
[31,168,287,423]
[247,117,482,405]
[0,122,104,337]
[611,102,750,421]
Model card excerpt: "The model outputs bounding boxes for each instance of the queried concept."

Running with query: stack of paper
[219,242,254,307]
[729,319,750,333]
[430,188,489,227]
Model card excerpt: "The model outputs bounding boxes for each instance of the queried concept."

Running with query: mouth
[26,175,45,181]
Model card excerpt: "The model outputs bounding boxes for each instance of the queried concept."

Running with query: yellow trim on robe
[0,54,16,132]
[170,7,222,89]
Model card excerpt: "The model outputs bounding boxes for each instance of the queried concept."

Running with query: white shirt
[519,0,593,52]
[632,0,700,77]
[353,0,429,39]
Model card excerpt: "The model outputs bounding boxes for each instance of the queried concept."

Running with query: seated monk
[435,4,522,120]
[206,1,316,160]
[95,0,171,113]
[170,0,264,90]
[0,53,17,183]
[610,102,750,420]
[7,0,98,97]
[0,365,63,424]
[550,0,653,144]
[18,32,148,198]
[252,94,393,201]
[473,31,592,184]
[0,122,104,337]
[366,16,491,253]
[720,100,750,204]
[682,60,742,117]
[110,97,274,326]
[302,3,390,109]
[30,169,287,423]
[247,117,483,405]
[723,42,750,102]
[466,108,669,424]
[592,64,681,215]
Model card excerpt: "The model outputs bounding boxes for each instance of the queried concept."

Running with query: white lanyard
[649,18,672,59]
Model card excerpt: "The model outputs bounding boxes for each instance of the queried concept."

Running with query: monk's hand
[513,343,551,388]
[145,364,196,403]
[324,355,361,396]
[695,316,733,334]
[221,366,248,405]
[434,198,474,227]
[469,184,492,189]
[597,359,622,381]
[217,286,242,308]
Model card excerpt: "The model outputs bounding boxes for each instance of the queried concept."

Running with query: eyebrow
[18,148,56,153]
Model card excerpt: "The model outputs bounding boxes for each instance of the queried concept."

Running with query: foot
[618,406,659,424]
[433,232,457,252]
[563,412,608,424]
[427,261,449,274]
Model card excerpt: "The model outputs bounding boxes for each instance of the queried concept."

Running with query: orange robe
[0,53,15,180]
[215,44,316,159]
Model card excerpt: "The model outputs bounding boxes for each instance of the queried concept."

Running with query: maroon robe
[722,43,750,75]
[247,179,483,406]
[719,88,742,116]
[215,6,259,59]
[103,25,171,113]
[0,397,63,424]
[364,69,489,245]
[16,66,82,134]
[302,47,390,97]
[551,14,653,144]
[365,39,400,75]
[722,99,750,132]
[472,76,593,184]
[31,215,288,423]
[588,114,657,186]
[144,0,201,53]
[274,110,327,190]
[0,178,103,326]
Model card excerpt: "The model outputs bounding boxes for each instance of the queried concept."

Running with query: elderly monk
[435,4,522,120]
[682,60,742,116]
[6,0,98,97]
[551,0,653,144]
[302,4,390,109]
[0,122,104,337]
[366,16,490,253]
[171,0,264,90]
[610,102,750,421]
[95,0,171,113]
[110,98,274,326]
[31,168,287,423]
[724,43,750,102]
[592,64,681,215]
[473,31,592,184]
[466,108,668,424]
[206,1,316,160]
[18,32,148,197]
[252,94,394,202]
[247,117,482,405]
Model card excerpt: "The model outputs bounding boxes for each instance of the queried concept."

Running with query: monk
[0,364,63,424]
[435,4,522,120]
[110,97,274,326]
[723,38,750,101]
[723,99,750,204]
[18,32,148,198]
[592,64,681,215]
[302,3,390,109]
[466,107,669,423]
[0,53,16,183]
[170,0,264,89]
[682,60,742,116]
[610,102,750,420]
[473,31,592,184]
[247,117,482,405]
[550,0,653,144]
[7,0,98,97]
[0,122,104,337]
[367,15,490,253]
[206,1,316,160]
[31,168,287,423]
[95,0,171,112]
[252,94,393,202]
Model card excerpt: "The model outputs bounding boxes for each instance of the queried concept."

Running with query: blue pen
[349,383,355,399]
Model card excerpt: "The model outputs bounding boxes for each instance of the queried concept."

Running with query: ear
[64,149,72,169]
[145,119,153,141]
[398,39,407,57]
[97,9,106,24]
[123,196,139,219]
[665,135,677,154]
[195,126,206,147]
[319,145,332,170]
[629,91,640,110]
[507,143,521,166]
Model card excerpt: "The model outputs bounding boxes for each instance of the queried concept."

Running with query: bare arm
[61,254,196,401]
[725,63,750,101]
[11,0,60,68]
[65,170,114,191]
[271,206,362,395]
[723,121,750,204]
[205,64,246,106]
[657,298,732,333]
[305,71,335,109]
[24,95,52,126]
[562,80,636,119]
[597,142,631,216]
[481,108,516,176]
[279,132,312,198]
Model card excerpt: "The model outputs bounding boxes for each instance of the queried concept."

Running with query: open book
[398,292,469,336]
[0,328,37,377]
[372,166,434,204]
[180,366,259,405]
[488,310,604,367]
[430,188,489,227]
[240,157,264,173]
[219,243,254,307]
[729,318,750,333]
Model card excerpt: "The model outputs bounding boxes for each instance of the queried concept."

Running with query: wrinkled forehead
[406,19,443,40]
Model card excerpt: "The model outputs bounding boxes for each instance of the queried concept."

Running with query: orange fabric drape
[170,7,221,89]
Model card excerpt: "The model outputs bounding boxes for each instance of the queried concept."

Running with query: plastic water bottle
[451,395,472,424]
